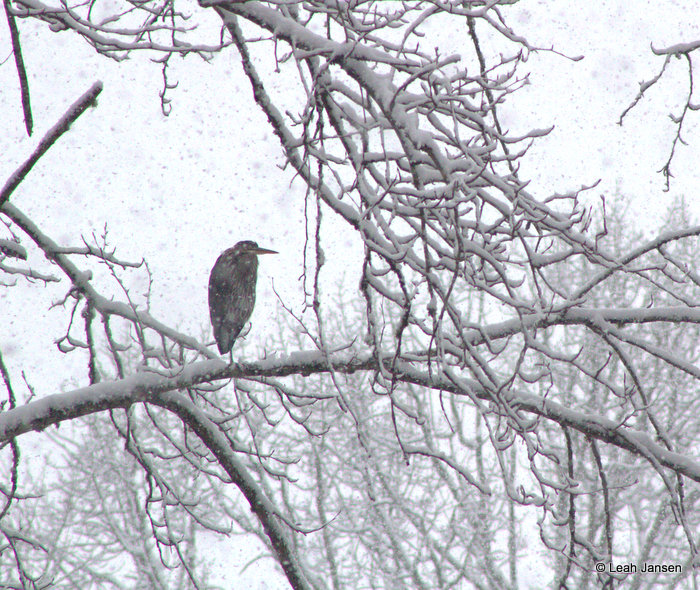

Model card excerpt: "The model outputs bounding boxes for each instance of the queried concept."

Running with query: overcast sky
[1,1,698,587]
[2,1,698,337]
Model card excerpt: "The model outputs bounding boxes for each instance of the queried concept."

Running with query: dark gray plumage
[208,240,277,355]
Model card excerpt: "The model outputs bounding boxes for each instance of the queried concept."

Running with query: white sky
[1,1,699,587]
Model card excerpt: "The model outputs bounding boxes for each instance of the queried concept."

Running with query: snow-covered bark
[2,1,700,589]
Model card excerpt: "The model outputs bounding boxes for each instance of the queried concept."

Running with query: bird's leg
[229,350,234,366]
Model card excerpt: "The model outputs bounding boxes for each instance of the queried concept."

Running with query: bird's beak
[253,247,278,255]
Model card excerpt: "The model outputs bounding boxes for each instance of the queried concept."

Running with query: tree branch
[2,0,33,136]
[0,81,102,207]
[1,352,699,483]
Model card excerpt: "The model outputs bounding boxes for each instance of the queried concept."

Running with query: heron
[208,240,277,358]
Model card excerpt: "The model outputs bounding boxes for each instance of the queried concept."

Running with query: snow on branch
[2,351,699,485]
[0,81,102,208]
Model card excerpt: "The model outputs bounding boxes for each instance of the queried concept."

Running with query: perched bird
[208,240,277,356]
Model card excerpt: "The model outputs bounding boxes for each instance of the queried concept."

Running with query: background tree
[1,1,699,589]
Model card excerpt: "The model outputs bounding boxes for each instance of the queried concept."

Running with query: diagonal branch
[0,81,103,207]
[2,0,33,136]
[1,202,213,357]
[153,391,316,590]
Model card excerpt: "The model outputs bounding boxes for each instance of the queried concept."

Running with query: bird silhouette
[208,240,277,356]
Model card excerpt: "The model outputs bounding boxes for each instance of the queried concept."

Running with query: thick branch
[1,352,698,483]
[153,391,316,590]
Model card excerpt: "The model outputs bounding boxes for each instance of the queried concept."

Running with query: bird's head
[231,240,278,257]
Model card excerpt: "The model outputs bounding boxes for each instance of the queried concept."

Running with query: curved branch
[1,352,699,483]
